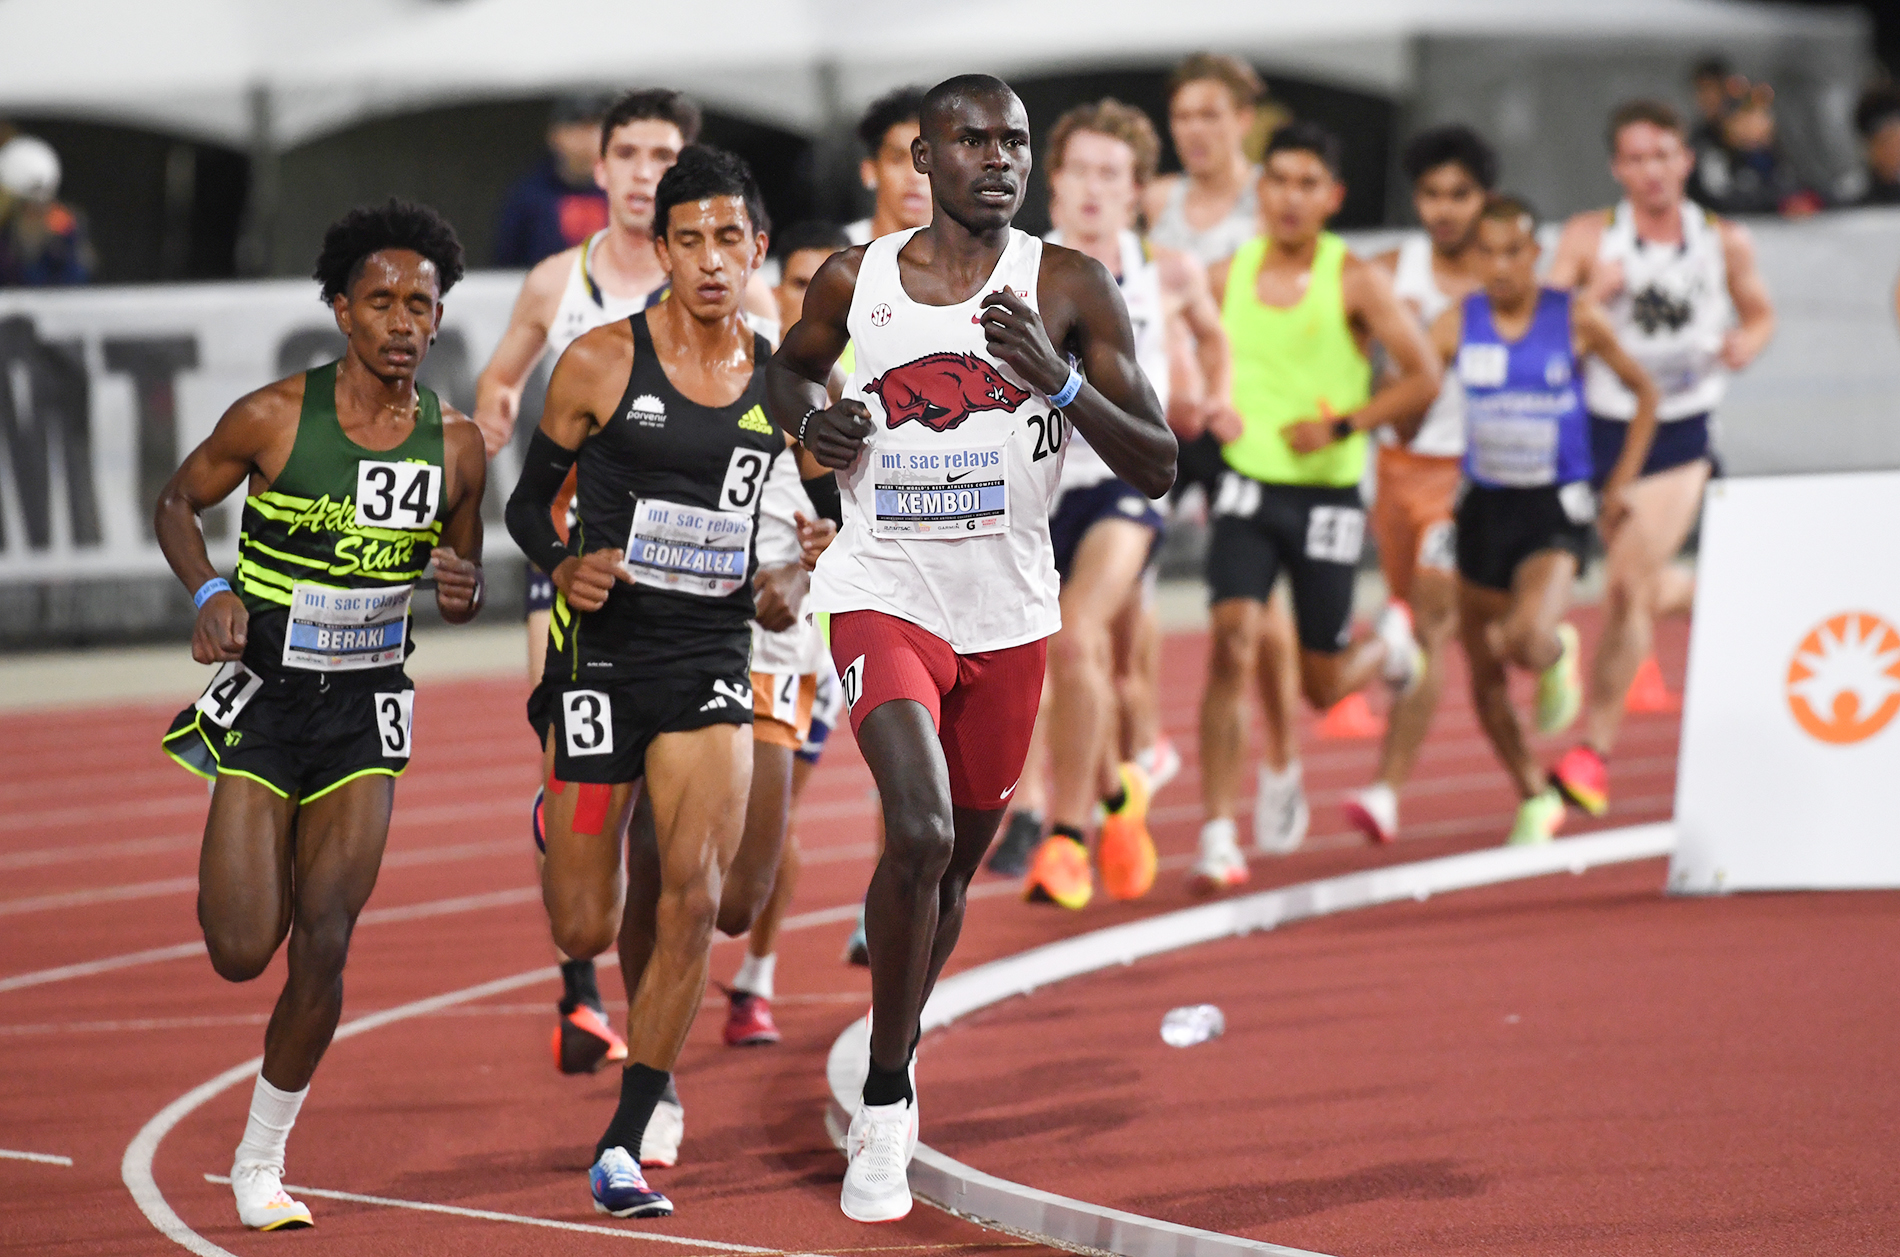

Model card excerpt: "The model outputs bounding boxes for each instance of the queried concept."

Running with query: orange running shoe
[1023,835,1092,910]
[553,1003,629,1075]
[1097,763,1156,901]
[1549,744,1609,817]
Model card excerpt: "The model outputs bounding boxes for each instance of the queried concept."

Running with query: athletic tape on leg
[572,783,611,836]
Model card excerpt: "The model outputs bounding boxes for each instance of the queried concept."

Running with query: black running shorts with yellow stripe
[164,614,417,804]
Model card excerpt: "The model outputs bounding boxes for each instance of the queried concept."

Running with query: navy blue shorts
[525,560,556,616]
[1049,478,1164,582]
[1589,414,1714,490]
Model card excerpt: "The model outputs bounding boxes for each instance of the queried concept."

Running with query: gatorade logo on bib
[1786,611,1900,745]
[865,353,1029,432]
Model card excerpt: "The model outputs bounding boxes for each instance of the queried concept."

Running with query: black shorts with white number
[1205,472,1365,654]
[162,618,416,803]
[527,669,755,785]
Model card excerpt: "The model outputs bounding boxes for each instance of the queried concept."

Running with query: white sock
[733,952,776,1000]
[1262,759,1303,788]
[1199,817,1238,850]
[233,1074,307,1173]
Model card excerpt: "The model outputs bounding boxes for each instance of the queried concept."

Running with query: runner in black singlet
[504,146,783,1221]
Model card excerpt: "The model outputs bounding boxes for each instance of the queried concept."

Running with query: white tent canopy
[0,0,1867,148]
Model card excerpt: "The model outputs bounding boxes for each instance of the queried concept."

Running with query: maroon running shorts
[828,609,1047,811]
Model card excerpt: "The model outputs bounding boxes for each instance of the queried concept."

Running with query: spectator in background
[845,86,931,245]
[1688,56,1742,152]
[0,134,94,286]
[492,93,613,267]
[1690,83,1820,217]
[1851,86,1900,206]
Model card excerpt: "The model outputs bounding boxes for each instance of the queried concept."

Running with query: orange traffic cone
[1624,654,1681,714]
[1317,691,1385,739]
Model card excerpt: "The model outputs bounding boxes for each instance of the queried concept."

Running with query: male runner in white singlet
[1545,100,1774,816]
[846,87,934,247]
[473,89,777,1083]
[1007,98,1231,909]
[768,76,1176,1223]
[1343,124,1497,845]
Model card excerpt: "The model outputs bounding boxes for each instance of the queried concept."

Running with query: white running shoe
[841,1099,917,1223]
[1343,782,1399,845]
[1375,602,1424,693]
[1252,762,1309,855]
[1188,819,1250,894]
[231,1160,313,1231]
[1135,735,1182,793]
[640,1092,685,1169]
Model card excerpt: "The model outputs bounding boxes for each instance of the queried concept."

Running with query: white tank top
[546,231,658,361]
[1388,233,1466,459]
[1583,201,1732,422]
[749,450,825,675]
[1045,229,1169,491]
[810,227,1064,653]
[1149,171,1260,266]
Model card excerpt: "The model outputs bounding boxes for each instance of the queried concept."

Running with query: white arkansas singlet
[809,226,1066,654]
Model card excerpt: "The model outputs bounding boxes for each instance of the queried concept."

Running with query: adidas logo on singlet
[627,394,666,427]
[737,404,772,435]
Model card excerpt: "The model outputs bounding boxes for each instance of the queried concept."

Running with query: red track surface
[0,608,1789,1257]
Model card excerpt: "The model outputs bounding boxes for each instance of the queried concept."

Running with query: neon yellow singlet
[1219,232,1371,487]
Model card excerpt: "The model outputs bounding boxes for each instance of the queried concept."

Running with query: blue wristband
[1048,367,1084,410]
[193,577,232,610]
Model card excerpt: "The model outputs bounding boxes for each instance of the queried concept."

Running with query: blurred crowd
[10,51,1900,289]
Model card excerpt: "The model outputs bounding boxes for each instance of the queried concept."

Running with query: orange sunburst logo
[1785,612,1900,745]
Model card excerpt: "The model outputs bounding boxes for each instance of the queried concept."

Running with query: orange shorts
[1372,445,1461,602]
[751,669,818,749]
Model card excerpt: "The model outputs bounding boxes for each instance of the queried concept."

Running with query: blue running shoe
[590,1147,672,1218]
[842,903,869,967]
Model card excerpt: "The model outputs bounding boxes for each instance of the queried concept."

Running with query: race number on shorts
[373,691,415,758]
[195,661,263,728]
[562,690,614,757]
[1305,506,1366,565]
[355,460,440,530]
[840,655,865,710]
[767,671,800,725]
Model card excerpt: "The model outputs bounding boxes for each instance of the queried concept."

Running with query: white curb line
[824,824,1677,1257]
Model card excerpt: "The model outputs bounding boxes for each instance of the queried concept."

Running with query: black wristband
[1330,416,1356,442]
[505,429,579,577]
[801,472,842,528]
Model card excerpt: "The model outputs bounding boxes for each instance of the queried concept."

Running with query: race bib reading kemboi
[871,445,1008,539]
[283,583,412,672]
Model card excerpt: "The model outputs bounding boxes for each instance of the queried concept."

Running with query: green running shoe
[1507,787,1566,846]
[1535,623,1582,735]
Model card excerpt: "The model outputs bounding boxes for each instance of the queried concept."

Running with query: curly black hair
[857,85,927,155]
[312,198,466,305]
[1401,124,1499,191]
[1264,120,1344,179]
[653,145,769,240]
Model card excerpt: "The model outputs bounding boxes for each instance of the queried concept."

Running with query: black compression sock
[1102,786,1128,814]
[1051,823,1086,846]
[559,959,600,1014]
[595,1064,671,1162]
[863,1061,913,1108]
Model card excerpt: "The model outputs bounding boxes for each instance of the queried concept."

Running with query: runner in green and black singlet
[151,201,487,1233]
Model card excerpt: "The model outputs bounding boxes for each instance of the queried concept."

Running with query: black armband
[506,429,579,576]
[802,472,843,528]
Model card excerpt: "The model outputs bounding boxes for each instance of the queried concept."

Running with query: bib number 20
[1029,413,1066,462]
[356,460,439,530]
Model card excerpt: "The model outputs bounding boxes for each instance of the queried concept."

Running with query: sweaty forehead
[664,193,751,235]
[354,248,438,294]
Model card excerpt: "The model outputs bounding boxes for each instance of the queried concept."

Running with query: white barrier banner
[1671,472,1900,891]
[0,273,532,583]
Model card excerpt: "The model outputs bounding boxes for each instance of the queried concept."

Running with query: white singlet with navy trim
[1388,233,1466,459]
[546,231,655,362]
[1046,229,1168,491]
[1149,170,1261,266]
[810,226,1065,654]
[1583,200,1732,422]
[750,451,824,674]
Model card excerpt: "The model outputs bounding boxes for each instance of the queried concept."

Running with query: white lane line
[201,1175,796,1254]
[0,1148,74,1166]
[119,892,887,1257]
[0,834,198,872]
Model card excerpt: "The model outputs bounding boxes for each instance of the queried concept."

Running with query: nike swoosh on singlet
[945,470,975,483]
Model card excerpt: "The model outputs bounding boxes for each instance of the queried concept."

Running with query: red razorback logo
[864,352,1031,432]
